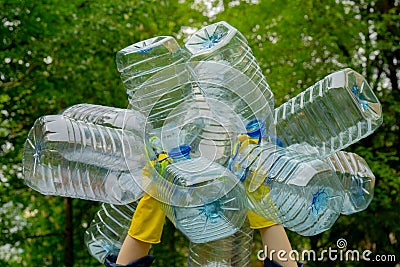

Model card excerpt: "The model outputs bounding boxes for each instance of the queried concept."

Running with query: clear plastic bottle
[156,145,247,243]
[116,36,195,142]
[116,36,202,153]
[62,103,146,134]
[187,218,253,267]
[184,22,275,164]
[229,142,345,236]
[274,68,382,158]
[119,58,204,156]
[116,36,190,97]
[185,21,274,109]
[324,151,375,214]
[84,202,137,263]
[187,61,274,166]
[22,115,144,204]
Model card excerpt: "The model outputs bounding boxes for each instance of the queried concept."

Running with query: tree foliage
[1,0,398,266]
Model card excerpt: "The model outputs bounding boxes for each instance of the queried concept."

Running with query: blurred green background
[0,0,399,266]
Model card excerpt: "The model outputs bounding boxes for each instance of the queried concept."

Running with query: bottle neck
[246,118,265,144]
[168,144,191,162]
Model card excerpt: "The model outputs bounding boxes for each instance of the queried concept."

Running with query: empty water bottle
[186,61,274,165]
[154,145,247,243]
[188,218,253,267]
[116,37,202,153]
[324,151,375,214]
[22,115,145,204]
[85,202,137,263]
[120,60,203,156]
[116,36,194,138]
[185,21,274,108]
[185,22,275,164]
[62,103,146,134]
[274,68,382,158]
[229,140,345,236]
[188,86,234,164]
[116,36,190,97]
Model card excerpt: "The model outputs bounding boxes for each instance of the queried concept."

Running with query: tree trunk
[65,197,74,267]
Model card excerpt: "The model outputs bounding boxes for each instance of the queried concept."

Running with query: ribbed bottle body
[324,151,375,214]
[22,115,144,203]
[274,68,382,158]
[116,36,190,96]
[126,64,204,157]
[84,202,137,263]
[62,103,146,133]
[187,61,273,165]
[229,143,344,236]
[116,36,202,153]
[185,21,274,108]
[269,169,343,236]
[187,219,253,267]
[189,87,236,165]
[158,157,247,243]
[185,21,275,161]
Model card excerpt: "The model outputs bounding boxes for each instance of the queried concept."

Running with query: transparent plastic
[324,151,375,214]
[121,61,272,205]
[187,219,253,267]
[190,61,273,131]
[274,68,382,158]
[184,21,275,164]
[185,21,274,109]
[120,58,204,155]
[116,36,190,97]
[188,61,273,165]
[116,26,275,168]
[229,143,345,236]
[84,202,137,263]
[62,103,146,134]
[22,115,145,204]
[159,157,247,243]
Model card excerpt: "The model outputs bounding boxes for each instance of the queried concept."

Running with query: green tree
[1,0,398,266]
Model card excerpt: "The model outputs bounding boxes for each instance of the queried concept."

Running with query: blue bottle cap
[246,118,265,139]
[168,144,191,160]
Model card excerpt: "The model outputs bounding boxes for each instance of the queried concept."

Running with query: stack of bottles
[227,69,382,236]
[21,21,383,266]
[272,69,380,215]
[113,22,275,221]
[115,21,275,167]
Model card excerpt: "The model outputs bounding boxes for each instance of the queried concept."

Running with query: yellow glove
[127,152,168,244]
[128,193,166,244]
[247,210,277,229]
